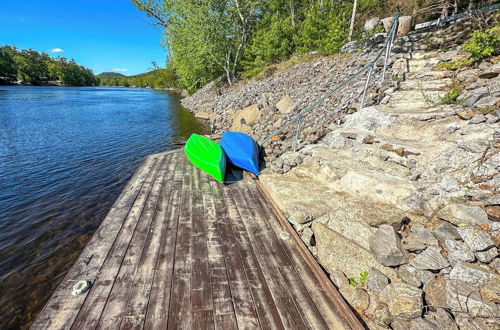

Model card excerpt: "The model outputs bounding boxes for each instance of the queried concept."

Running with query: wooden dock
[32,149,363,329]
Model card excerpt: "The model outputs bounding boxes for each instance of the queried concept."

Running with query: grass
[349,270,369,286]
[436,58,472,70]
[439,79,465,105]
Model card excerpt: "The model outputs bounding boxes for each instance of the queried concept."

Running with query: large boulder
[437,204,489,225]
[410,247,449,270]
[364,17,381,32]
[449,261,497,287]
[458,225,495,252]
[380,283,423,320]
[275,95,295,114]
[230,104,260,132]
[313,222,397,282]
[369,225,409,267]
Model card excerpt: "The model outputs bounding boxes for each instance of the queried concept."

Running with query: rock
[346,107,357,114]
[449,261,496,287]
[458,225,495,252]
[313,222,397,282]
[342,106,392,133]
[275,95,295,114]
[397,265,422,288]
[476,247,498,263]
[340,41,361,53]
[391,319,411,330]
[380,283,423,320]
[415,269,435,285]
[446,280,499,317]
[433,223,461,241]
[402,228,439,252]
[365,17,381,31]
[369,225,409,267]
[423,277,448,309]
[456,108,475,120]
[455,316,498,330]
[441,175,460,192]
[478,71,499,79]
[437,204,489,225]
[315,208,376,251]
[409,318,438,330]
[381,17,394,33]
[362,135,375,144]
[468,114,487,124]
[366,267,390,294]
[424,308,458,330]
[230,104,260,132]
[489,258,500,271]
[465,87,489,107]
[444,239,475,265]
[481,277,500,303]
[300,227,314,246]
[410,247,449,270]
[398,16,413,36]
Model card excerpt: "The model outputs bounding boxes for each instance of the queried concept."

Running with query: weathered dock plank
[32,149,364,330]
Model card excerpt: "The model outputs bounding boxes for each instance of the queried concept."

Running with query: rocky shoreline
[182,18,499,329]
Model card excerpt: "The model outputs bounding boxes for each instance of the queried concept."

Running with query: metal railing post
[359,64,374,109]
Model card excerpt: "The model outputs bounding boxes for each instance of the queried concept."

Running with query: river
[0,86,207,328]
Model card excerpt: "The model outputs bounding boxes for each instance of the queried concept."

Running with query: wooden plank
[118,152,180,329]
[192,310,215,330]
[207,180,284,330]
[167,157,194,329]
[72,155,169,329]
[143,153,184,329]
[227,185,308,330]
[253,180,365,330]
[31,155,159,330]
[96,154,171,329]
[199,173,238,329]
[209,180,261,329]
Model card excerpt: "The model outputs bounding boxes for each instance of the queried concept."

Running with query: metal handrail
[258,8,401,148]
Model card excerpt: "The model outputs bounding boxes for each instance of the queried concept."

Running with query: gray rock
[441,175,460,192]
[465,87,488,106]
[444,239,475,264]
[415,269,435,285]
[365,17,381,31]
[380,283,423,320]
[410,247,450,270]
[458,225,495,252]
[300,227,314,246]
[366,267,390,294]
[476,246,498,263]
[468,114,487,124]
[446,280,499,317]
[437,204,489,225]
[433,223,461,241]
[409,318,438,330]
[424,308,458,330]
[391,319,411,330]
[423,277,448,309]
[340,41,361,53]
[481,277,500,303]
[369,225,409,267]
[449,261,496,287]
[397,265,422,287]
[488,257,500,271]
[402,228,439,252]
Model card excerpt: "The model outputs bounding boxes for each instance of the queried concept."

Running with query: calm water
[0,86,207,328]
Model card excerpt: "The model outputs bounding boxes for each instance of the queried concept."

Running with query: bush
[436,57,471,70]
[462,25,500,61]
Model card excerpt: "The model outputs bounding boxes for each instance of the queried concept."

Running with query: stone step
[392,58,441,73]
[404,70,453,81]
[385,90,448,110]
[399,78,452,91]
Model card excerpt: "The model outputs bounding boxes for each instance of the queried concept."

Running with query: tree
[0,46,17,82]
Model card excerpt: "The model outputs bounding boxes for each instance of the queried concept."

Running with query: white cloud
[50,48,64,53]
[112,68,128,72]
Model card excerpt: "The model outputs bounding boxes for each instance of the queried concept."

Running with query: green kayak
[184,134,226,183]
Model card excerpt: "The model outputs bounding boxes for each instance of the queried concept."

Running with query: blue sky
[0,0,167,75]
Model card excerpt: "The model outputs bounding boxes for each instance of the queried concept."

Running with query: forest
[0,46,98,86]
[131,0,497,93]
[98,67,180,89]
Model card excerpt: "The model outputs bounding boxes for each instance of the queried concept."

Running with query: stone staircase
[260,44,500,329]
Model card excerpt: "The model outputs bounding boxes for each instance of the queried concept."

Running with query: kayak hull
[184,134,226,183]
[220,131,260,175]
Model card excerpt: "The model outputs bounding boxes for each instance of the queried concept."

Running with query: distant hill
[96,72,127,78]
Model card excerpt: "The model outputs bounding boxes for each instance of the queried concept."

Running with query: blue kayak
[219,131,260,175]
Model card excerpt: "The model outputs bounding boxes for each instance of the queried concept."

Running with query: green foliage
[349,270,369,286]
[440,80,465,105]
[359,270,368,285]
[0,45,97,86]
[436,57,472,70]
[99,67,181,90]
[462,25,500,61]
